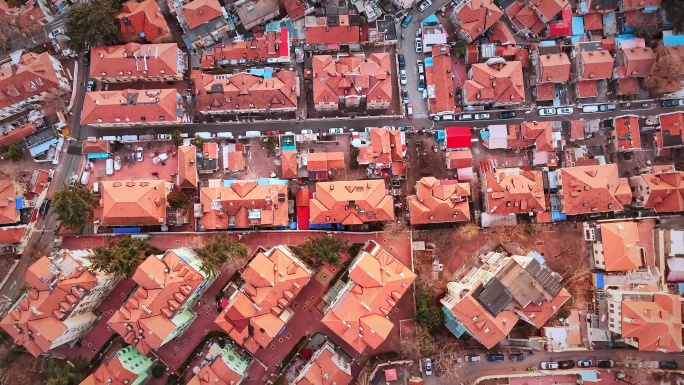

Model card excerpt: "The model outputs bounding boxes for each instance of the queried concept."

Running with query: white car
[415,37,423,53]
[417,60,425,75]
[301,129,313,134]
[114,156,122,171]
[157,134,171,140]
[136,147,144,161]
[328,128,344,134]
[400,69,407,85]
[539,108,557,116]
[679,99,684,106]
[558,107,574,115]
[474,113,490,120]
[541,362,559,370]
[418,0,432,12]
[425,358,433,375]
[86,80,95,92]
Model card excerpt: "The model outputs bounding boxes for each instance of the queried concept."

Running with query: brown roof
[192,70,297,114]
[281,0,308,20]
[0,226,24,245]
[464,61,524,104]
[100,180,171,226]
[0,52,65,111]
[118,0,171,43]
[81,88,179,125]
[635,171,684,213]
[485,169,546,215]
[614,115,641,150]
[0,121,36,147]
[81,140,110,154]
[307,152,345,171]
[90,43,183,81]
[616,47,656,78]
[312,54,392,107]
[558,164,631,215]
[309,180,394,225]
[579,50,614,80]
[621,293,681,352]
[507,121,554,151]
[599,221,653,271]
[357,127,404,168]
[454,0,503,42]
[408,177,470,224]
[306,25,361,45]
[215,246,311,354]
[281,150,298,179]
[0,180,19,225]
[296,342,352,385]
[178,146,198,188]
[199,181,288,229]
[200,31,287,68]
[446,150,473,169]
[182,0,224,29]
[321,241,415,353]
[538,52,571,83]
[428,46,456,115]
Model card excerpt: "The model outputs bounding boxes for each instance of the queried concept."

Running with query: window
[159,116,165,121]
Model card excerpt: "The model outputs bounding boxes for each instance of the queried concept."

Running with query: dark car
[39,199,51,216]
[499,111,516,119]
[398,54,405,70]
[662,99,679,107]
[402,89,409,104]
[265,130,280,135]
[509,353,526,361]
[486,353,504,362]
[599,104,616,111]
[659,361,678,369]
[83,52,90,66]
[597,360,615,368]
[558,360,575,369]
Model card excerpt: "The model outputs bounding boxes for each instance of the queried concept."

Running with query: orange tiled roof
[357,127,404,167]
[408,177,470,224]
[616,47,656,78]
[108,250,205,354]
[599,221,645,271]
[199,181,288,229]
[178,146,198,188]
[0,52,65,111]
[454,0,503,42]
[81,88,179,125]
[0,226,24,245]
[227,151,245,172]
[312,54,392,107]
[485,169,546,214]
[215,246,311,354]
[622,0,661,9]
[100,180,170,226]
[539,52,571,83]
[281,150,298,179]
[516,287,571,328]
[534,0,568,20]
[307,152,345,171]
[296,343,352,385]
[570,120,585,140]
[614,115,641,150]
[621,293,682,352]
[558,164,631,215]
[488,21,515,45]
[182,0,224,30]
[577,80,599,98]
[81,140,110,154]
[535,82,557,101]
[584,12,603,30]
[118,0,171,43]
[90,43,183,80]
[429,46,456,115]
[579,50,614,80]
[321,241,415,353]
[507,121,554,151]
[636,171,684,213]
[187,354,245,385]
[464,61,524,104]
[0,121,36,147]
[659,112,684,148]
[306,25,360,45]
[309,180,394,225]
[80,354,137,385]
[0,180,19,225]
[201,31,287,68]
[446,150,473,169]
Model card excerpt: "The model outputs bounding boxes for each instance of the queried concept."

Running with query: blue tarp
[547,172,558,189]
[679,283,684,293]
[572,16,585,36]
[664,34,684,46]
[257,178,287,185]
[425,57,433,67]
[113,227,142,233]
[15,198,23,210]
[615,34,636,45]
[435,130,445,142]
[539,40,557,46]
[530,251,545,264]
[422,13,438,24]
[250,68,273,78]
[87,153,109,159]
[579,371,599,381]
[596,273,604,289]
[309,223,335,230]
[551,211,567,222]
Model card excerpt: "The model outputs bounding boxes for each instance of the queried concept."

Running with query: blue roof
[250,68,273,78]
[15,197,23,210]
[435,130,445,142]
[602,12,616,26]
[615,34,636,44]
[579,371,599,381]
[87,153,109,159]
[422,14,438,24]
[530,251,545,264]
[28,138,57,157]
[552,211,567,222]
[540,40,557,46]
[664,34,684,46]
[596,273,605,289]
[425,57,433,67]
[257,178,287,185]
[572,16,585,36]
[679,283,684,293]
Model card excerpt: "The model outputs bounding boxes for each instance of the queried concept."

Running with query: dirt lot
[0,344,45,385]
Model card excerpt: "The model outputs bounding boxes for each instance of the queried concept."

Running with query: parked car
[406,103,413,118]
[558,107,574,115]
[398,54,406,70]
[417,60,425,75]
[582,105,599,113]
[39,199,51,216]
[465,354,480,362]
[679,99,684,106]
[599,104,616,111]
[662,99,680,107]
[459,114,473,120]
[418,74,425,91]
[328,127,344,134]
[499,111,516,119]
[415,37,423,53]
[577,359,592,367]
[401,15,412,29]
[83,52,90,66]
[245,131,262,137]
[105,159,114,175]
[86,80,95,92]
[540,362,559,370]
[301,129,313,134]
[136,147,144,161]
[659,361,678,369]
[558,360,575,369]
[157,133,171,140]
[418,0,432,11]
[596,360,615,368]
[509,353,526,362]
[265,130,280,135]
[402,89,409,104]
[217,132,234,139]
[425,358,433,375]
[486,354,504,362]
[114,156,122,171]
[400,69,407,85]
[474,113,490,120]
[68,174,78,187]
[539,108,557,116]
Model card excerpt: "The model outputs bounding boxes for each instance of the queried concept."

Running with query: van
[217,132,234,139]
[195,132,213,139]
[486,354,504,362]
[464,354,480,362]
[105,159,114,175]
[582,105,599,113]
[441,114,454,121]
[121,135,138,142]
[102,136,121,142]
[401,15,412,28]
[81,171,91,185]
[92,182,100,196]
[509,353,526,361]
[245,131,262,138]
[459,114,473,121]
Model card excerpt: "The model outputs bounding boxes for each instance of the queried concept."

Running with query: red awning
[548,9,572,37]
[297,206,310,230]
[279,28,289,57]
[445,126,471,149]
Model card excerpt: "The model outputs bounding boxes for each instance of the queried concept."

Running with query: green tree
[663,0,684,33]
[5,144,24,162]
[415,289,443,333]
[194,134,204,148]
[6,0,26,8]
[265,136,277,155]
[676,160,684,171]
[170,130,183,147]
[87,237,150,277]
[167,190,190,209]
[47,359,87,385]
[290,234,348,268]
[52,186,96,229]
[195,237,248,274]
[65,0,121,53]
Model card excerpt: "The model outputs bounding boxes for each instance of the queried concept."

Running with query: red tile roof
[599,221,650,271]
[517,288,571,328]
[464,61,524,104]
[200,30,288,68]
[577,80,599,98]
[199,181,288,229]
[357,127,404,167]
[80,352,139,385]
[309,180,394,225]
[81,139,110,154]
[621,293,681,352]
[453,0,503,42]
[182,0,224,29]
[281,0,308,20]
[535,82,556,101]
[578,50,614,80]
[0,180,19,225]
[408,177,470,224]
[535,0,569,20]
[538,52,571,83]
[569,120,585,140]
[617,77,640,95]
[584,12,603,30]
[614,115,641,150]
[616,47,656,79]
[227,151,244,172]
[488,21,516,45]
[178,146,198,188]
[659,112,684,148]
[295,342,352,385]
[558,164,631,215]
[82,88,179,125]
[446,150,473,169]
[90,43,183,81]
[0,121,36,147]
[100,180,171,226]
[0,52,65,111]
[0,226,24,245]
[428,46,456,115]
[306,23,360,44]
[281,150,298,179]
[187,354,245,385]
[307,152,345,171]
[507,121,554,151]
[484,169,546,215]
[321,241,415,353]
[635,171,684,213]
[622,0,661,9]
[118,0,171,43]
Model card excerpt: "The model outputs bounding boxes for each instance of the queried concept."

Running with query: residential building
[0,250,122,356]
[199,180,288,230]
[108,248,216,354]
[503,0,569,36]
[0,180,21,225]
[167,0,229,51]
[446,150,473,170]
[177,146,198,189]
[463,61,524,106]
[583,219,655,271]
[200,30,290,69]
[620,0,661,11]
[306,152,345,179]
[234,0,280,31]
[281,150,298,179]
[90,43,187,83]
[629,167,684,213]
[309,180,394,225]
[118,0,173,43]
[441,250,570,348]
[192,69,298,116]
[81,140,110,159]
[281,0,311,20]
[427,46,456,117]
[604,286,681,352]
[304,11,361,47]
[407,177,471,225]
[0,120,37,147]
[311,54,392,111]
[449,0,503,43]
[198,142,219,174]
[215,246,312,354]
[0,226,25,251]
[613,45,656,96]
[655,112,684,155]
[99,180,173,227]
[291,339,353,385]
[356,127,406,176]
[0,0,52,29]
[187,343,251,385]
[611,115,641,151]
[0,52,71,120]
[534,51,571,102]
[574,50,614,99]
[79,345,153,385]
[555,164,631,215]
[182,0,224,29]
[81,89,181,126]
[481,168,546,216]
[322,241,416,353]
[505,121,555,152]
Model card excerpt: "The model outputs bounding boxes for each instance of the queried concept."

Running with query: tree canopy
[170,130,183,147]
[645,47,684,95]
[195,237,249,274]
[46,358,89,385]
[65,0,121,53]
[663,0,684,33]
[52,186,96,229]
[415,289,444,333]
[167,190,190,209]
[40,88,70,115]
[4,144,24,162]
[290,234,349,268]
[87,237,151,277]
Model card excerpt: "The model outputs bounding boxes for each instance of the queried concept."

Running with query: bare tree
[399,325,436,362]
[39,88,70,114]
[646,45,684,95]
[384,220,408,237]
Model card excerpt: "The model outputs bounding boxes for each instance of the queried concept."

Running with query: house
[0,180,21,225]
[118,0,173,43]
[441,250,570,348]
[506,121,554,152]
[535,52,571,102]
[215,246,312,354]
[449,0,503,43]
[291,339,353,385]
[177,146,198,189]
[198,142,219,174]
[234,0,280,30]
[191,69,298,116]
[182,0,224,30]
[427,46,456,117]
[0,250,121,356]
[187,343,251,385]
[604,286,681,352]
[356,127,406,176]
[583,219,655,271]
[309,180,394,225]
[446,150,473,170]
[611,115,641,151]
[0,226,25,251]
[108,248,215,354]
[629,167,684,213]
[555,164,631,215]
[81,140,110,159]
[503,0,569,36]
[463,61,524,106]
[306,152,345,179]
[0,52,71,120]
[0,121,37,147]
[481,168,546,216]
[574,50,614,99]
[99,180,173,227]
[89,43,187,83]
[281,0,311,20]
[407,177,471,225]
[79,345,154,385]
[200,29,290,69]
[304,12,361,47]
[281,150,298,179]
[166,0,229,51]
[620,0,661,11]
[614,45,656,96]
[81,89,181,126]
[321,241,416,353]
[655,112,684,155]
[311,54,392,111]
[199,180,288,230]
